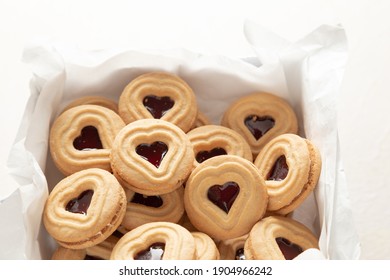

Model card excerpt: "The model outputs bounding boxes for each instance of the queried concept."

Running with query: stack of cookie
[44,72,321,260]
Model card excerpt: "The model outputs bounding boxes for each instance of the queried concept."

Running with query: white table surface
[0,0,389,260]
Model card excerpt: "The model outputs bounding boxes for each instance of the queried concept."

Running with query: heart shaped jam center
[276,237,303,260]
[65,189,94,215]
[131,193,163,208]
[244,115,275,140]
[235,248,246,260]
[143,95,174,119]
[134,242,165,260]
[207,181,240,214]
[73,126,103,151]
[267,155,288,181]
[136,141,168,168]
[195,147,227,163]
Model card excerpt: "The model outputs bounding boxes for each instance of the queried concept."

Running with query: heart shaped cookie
[184,155,268,240]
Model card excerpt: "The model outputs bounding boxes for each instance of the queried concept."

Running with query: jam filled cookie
[254,133,321,215]
[118,72,198,132]
[244,216,319,260]
[187,124,253,169]
[121,187,185,230]
[110,119,194,195]
[110,222,196,260]
[184,155,268,240]
[191,110,211,130]
[191,232,220,260]
[43,168,127,249]
[221,92,298,156]
[62,96,118,113]
[217,234,248,260]
[50,104,125,175]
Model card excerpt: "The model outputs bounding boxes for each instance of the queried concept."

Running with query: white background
[0,0,389,259]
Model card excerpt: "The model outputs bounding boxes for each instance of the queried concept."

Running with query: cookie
[221,92,298,156]
[43,168,127,249]
[121,187,185,230]
[184,155,268,240]
[244,216,319,260]
[217,234,248,260]
[110,119,194,195]
[62,96,118,113]
[110,222,196,260]
[254,133,321,215]
[191,232,220,260]
[187,124,253,169]
[49,104,125,175]
[191,110,211,130]
[118,72,198,132]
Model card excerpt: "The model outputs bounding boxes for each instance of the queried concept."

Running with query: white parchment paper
[0,22,361,259]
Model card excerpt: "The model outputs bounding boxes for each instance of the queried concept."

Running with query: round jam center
[134,242,165,260]
[65,189,94,215]
[143,95,174,119]
[276,237,303,260]
[135,141,168,168]
[244,115,275,140]
[235,248,245,260]
[195,147,227,163]
[267,155,288,181]
[73,126,103,151]
[207,181,240,214]
[131,193,163,208]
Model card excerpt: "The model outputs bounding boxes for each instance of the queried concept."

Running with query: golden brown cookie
[110,222,196,260]
[49,104,125,175]
[217,234,248,260]
[110,119,194,195]
[191,110,211,130]
[184,155,268,240]
[191,232,220,260]
[244,216,319,260]
[118,72,198,132]
[221,92,298,156]
[121,187,185,230]
[254,133,321,215]
[62,96,118,113]
[187,124,253,169]
[43,168,127,249]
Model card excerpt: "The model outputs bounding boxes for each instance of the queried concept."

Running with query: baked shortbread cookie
[217,234,248,260]
[191,232,220,260]
[62,96,118,113]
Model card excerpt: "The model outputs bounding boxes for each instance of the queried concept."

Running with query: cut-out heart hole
[136,141,168,168]
[244,115,275,140]
[207,181,240,214]
[276,237,303,260]
[73,126,103,151]
[267,155,288,181]
[235,248,245,260]
[143,95,174,119]
[134,242,165,260]
[65,189,94,215]
[131,193,163,208]
[195,147,227,163]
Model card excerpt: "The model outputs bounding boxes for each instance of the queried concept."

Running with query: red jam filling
[276,237,303,260]
[136,141,168,168]
[267,155,288,181]
[207,181,240,214]
[134,242,165,260]
[244,115,275,140]
[195,147,227,163]
[143,95,174,119]
[235,248,246,260]
[73,126,103,151]
[65,189,94,215]
[131,193,163,208]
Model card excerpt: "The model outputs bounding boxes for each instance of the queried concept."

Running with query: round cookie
[244,216,319,260]
[110,119,194,195]
[187,124,253,169]
[221,92,298,156]
[43,168,127,249]
[118,72,198,132]
[254,133,322,215]
[191,232,220,260]
[184,155,268,240]
[110,222,196,260]
[217,234,248,260]
[62,95,118,113]
[49,104,125,175]
[121,187,185,230]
